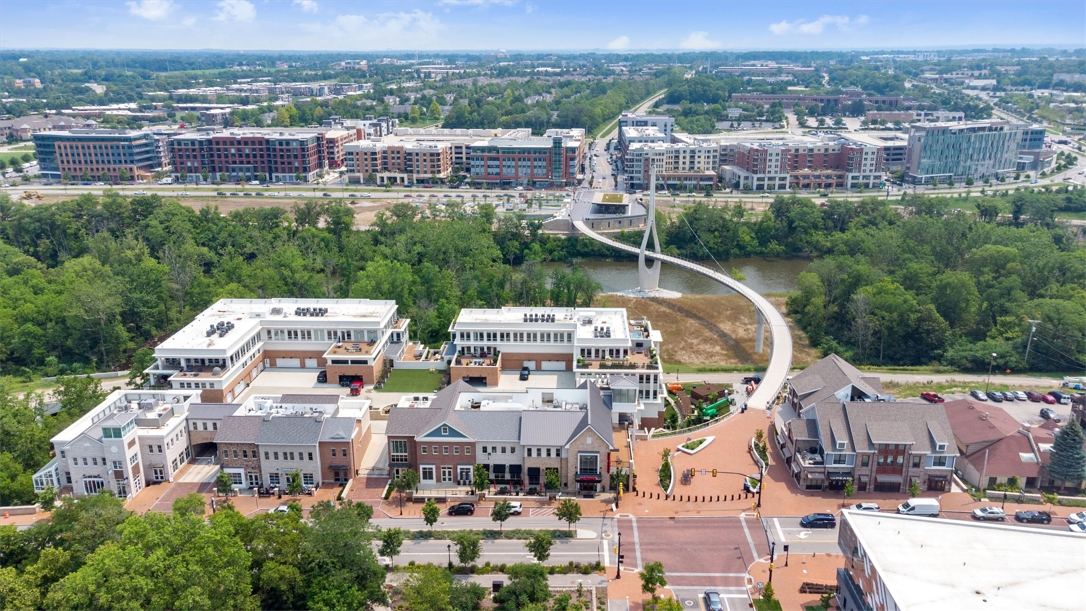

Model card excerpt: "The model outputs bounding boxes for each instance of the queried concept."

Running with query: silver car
[1013,391,1028,401]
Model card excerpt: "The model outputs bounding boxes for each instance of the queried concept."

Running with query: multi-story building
[0,115,81,141]
[467,128,585,188]
[144,299,412,403]
[386,379,617,493]
[622,140,720,191]
[617,112,675,152]
[775,354,958,494]
[32,390,198,499]
[865,110,966,123]
[33,129,164,182]
[836,510,1083,611]
[447,307,665,426]
[732,90,914,111]
[390,127,526,168]
[343,140,453,185]
[903,120,1028,184]
[720,137,884,191]
[167,128,325,183]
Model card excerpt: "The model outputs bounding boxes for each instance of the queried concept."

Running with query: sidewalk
[748,553,843,611]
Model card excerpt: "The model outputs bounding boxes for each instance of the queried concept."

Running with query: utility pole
[616,531,622,579]
[768,541,776,584]
[986,352,998,393]
[1024,320,1040,365]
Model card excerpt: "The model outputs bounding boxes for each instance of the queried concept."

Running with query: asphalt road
[377,537,605,567]
[762,515,843,556]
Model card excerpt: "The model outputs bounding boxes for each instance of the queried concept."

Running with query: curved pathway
[572,220,793,410]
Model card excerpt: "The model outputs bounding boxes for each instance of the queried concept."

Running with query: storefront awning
[328,465,349,470]
[927,475,948,481]
[576,474,600,482]
[805,472,825,479]
[875,474,903,483]
[509,465,522,475]
[827,472,853,480]
[527,467,540,477]
[491,464,506,474]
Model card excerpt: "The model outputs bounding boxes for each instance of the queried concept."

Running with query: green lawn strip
[880,379,1061,400]
[406,528,573,540]
[380,368,444,392]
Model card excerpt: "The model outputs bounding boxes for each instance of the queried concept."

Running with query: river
[541,257,811,295]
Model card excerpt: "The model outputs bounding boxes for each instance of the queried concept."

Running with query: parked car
[1041,394,1058,405]
[216,191,227,195]
[316,370,327,384]
[970,389,988,401]
[742,374,763,385]
[519,367,531,381]
[1068,522,1086,534]
[349,380,363,396]
[508,501,523,515]
[269,505,290,514]
[972,506,1006,521]
[800,513,837,529]
[1014,510,1052,524]
[704,591,724,611]
[448,502,476,516]
[1050,391,1071,405]
[920,391,945,403]
[850,503,880,512]
[1068,511,1086,524]
[1040,407,1061,422]
[1013,391,1029,401]
[986,391,1004,402]
[1026,390,1043,402]
[898,498,941,517]
[1001,391,1016,401]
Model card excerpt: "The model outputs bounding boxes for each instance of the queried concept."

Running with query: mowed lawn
[382,368,444,392]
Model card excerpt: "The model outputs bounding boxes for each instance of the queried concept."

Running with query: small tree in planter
[843,479,855,507]
[908,478,921,498]
[216,470,234,496]
[545,469,561,496]
[473,463,489,497]
[422,498,440,531]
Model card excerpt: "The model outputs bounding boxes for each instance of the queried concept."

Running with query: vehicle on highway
[898,498,940,517]
[348,193,356,197]
[360,193,371,198]
[255,192,264,196]
[93,181,105,186]
[1013,391,1028,401]
[448,502,476,516]
[217,191,227,195]
[972,506,1006,521]
[508,501,523,515]
[704,591,724,611]
[970,389,988,401]
[985,391,1004,402]
[519,367,531,381]
[850,503,880,512]
[133,190,148,195]
[920,391,945,403]
[1040,407,1061,422]
[1068,522,1086,534]
[1041,394,1058,405]
[229,192,239,196]
[1026,390,1043,402]
[316,370,327,384]
[180,191,189,195]
[403,194,413,198]
[1068,511,1086,524]
[1014,510,1051,524]
[800,513,836,529]
[322,192,332,197]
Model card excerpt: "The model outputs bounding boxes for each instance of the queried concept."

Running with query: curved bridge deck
[573,220,793,411]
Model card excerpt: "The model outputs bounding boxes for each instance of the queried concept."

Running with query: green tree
[843,479,855,505]
[493,563,551,610]
[179,170,187,183]
[473,463,490,493]
[1047,418,1086,486]
[216,469,234,496]
[909,478,921,497]
[302,502,387,609]
[544,468,561,492]
[378,527,406,568]
[451,530,482,566]
[492,499,513,532]
[394,468,420,515]
[640,561,667,600]
[200,168,210,183]
[761,582,776,604]
[450,580,487,611]
[422,498,441,531]
[219,171,228,183]
[410,106,421,121]
[126,347,156,389]
[80,169,90,182]
[402,564,453,611]
[117,168,130,183]
[429,100,442,119]
[172,492,206,517]
[61,171,72,183]
[525,530,552,563]
[37,485,57,511]
[287,469,304,496]
[556,498,581,532]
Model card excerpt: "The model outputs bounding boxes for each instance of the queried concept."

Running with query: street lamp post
[985,352,998,393]
[447,543,451,567]
[616,531,622,580]
[768,541,776,584]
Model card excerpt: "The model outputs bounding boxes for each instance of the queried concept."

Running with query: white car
[508,501,523,515]
[93,181,105,186]
[1069,522,1086,534]
[1068,511,1086,524]
[133,190,148,195]
[972,506,1006,521]
[179,191,188,195]
[269,504,290,514]
[360,193,371,198]
[850,503,880,512]
[1013,391,1028,401]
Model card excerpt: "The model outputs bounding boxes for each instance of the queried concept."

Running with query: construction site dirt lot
[600,294,820,368]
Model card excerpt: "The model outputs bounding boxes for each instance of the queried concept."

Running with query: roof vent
[212,367,222,375]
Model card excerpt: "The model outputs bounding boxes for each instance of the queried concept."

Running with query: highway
[572,220,793,411]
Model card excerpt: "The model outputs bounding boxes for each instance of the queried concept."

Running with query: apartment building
[617,112,675,153]
[390,127,523,167]
[0,115,80,141]
[903,120,1027,184]
[467,128,586,188]
[33,129,165,182]
[775,354,958,494]
[622,140,720,190]
[720,138,884,191]
[448,307,665,426]
[343,139,453,185]
[386,380,617,493]
[167,128,324,182]
[32,390,199,499]
[145,299,410,403]
[732,90,914,111]
[836,511,1083,611]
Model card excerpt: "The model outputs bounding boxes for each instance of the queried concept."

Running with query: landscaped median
[676,435,715,455]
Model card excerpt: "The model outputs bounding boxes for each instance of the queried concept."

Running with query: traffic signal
[712,469,717,477]
[690,468,695,478]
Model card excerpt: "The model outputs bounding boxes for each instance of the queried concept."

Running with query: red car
[349,380,363,396]
[1041,393,1058,404]
[921,391,945,403]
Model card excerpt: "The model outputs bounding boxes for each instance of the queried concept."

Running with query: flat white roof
[843,510,1086,611]
[156,298,397,353]
[454,307,578,325]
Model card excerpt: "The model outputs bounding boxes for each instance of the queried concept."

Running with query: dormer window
[936,443,947,452]
[836,440,846,451]
[441,426,449,435]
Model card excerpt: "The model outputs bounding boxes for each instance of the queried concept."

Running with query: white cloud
[127,0,175,21]
[182,16,196,26]
[215,0,256,22]
[330,10,444,45]
[293,0,318,13]
[438,0,517,5]
[680,31,721,49]
[770,14,869,35]
[607,36,630,50]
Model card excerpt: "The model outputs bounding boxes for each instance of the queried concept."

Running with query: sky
[0,0,1083,52]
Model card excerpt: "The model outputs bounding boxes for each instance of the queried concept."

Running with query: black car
[448,502,476,516]
[316,370,327,384]
[742,374,763,385]
[1001,391,1016,402]
[519,367,531,381]
[986,391,1004,402]
[1014,510,1052,524]
[800,513,836,529]
[970,389,988,401]
[1040,407,1061,422]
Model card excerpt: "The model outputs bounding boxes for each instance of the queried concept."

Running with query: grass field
[382,369,444,392]
[601,193,625,203]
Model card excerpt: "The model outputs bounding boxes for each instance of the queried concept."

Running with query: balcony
[576,351,657,371]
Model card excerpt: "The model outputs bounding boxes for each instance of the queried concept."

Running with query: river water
[542,257,811,295]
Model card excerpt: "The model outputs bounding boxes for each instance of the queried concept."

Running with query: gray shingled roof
[188,403,240,419]
[583,382,615,448]
[279,394,342,405]
[458,411,521,441]
[521,410,584,446]
[843,402,957,455]
[386,407,440,436]
[215,415,264,443]
[256,416,326,445]
[319,417,357,442]
[790,354,882,410]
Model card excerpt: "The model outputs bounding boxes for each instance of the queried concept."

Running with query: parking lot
[937,392,1073,426]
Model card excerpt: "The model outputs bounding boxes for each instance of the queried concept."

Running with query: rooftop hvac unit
[270,307,283,315]
[138,400,155,411]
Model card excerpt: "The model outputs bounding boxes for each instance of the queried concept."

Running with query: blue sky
[1,0,1083,51]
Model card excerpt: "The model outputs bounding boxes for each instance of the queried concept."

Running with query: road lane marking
[630,517,644,570]
[773,518,785,542]
[740,515,759,560]
[665,573,748,577]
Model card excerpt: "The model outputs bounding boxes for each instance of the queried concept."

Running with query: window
[242,450,248,459]
[912,456,921,469]
[129,453,138,466]
[229,471,243,485]
[274,452,279,460]
[341,448,346,457]
[390,440,408,463]
[150,445,156,454]
[465,446,471,455]
[526,448,532,457]
[302,473,315,487]
[443,446,449,455]
[454,446,460,455]
[421,445,428,454]
[112,460,122,470]
[932,456,948,467]
[192,422,199,430]
[441,466,453,482]
[500,446,507,454]
[331,448,336,457]
[421,466,435,482]
[157,445,163,454]
[510,447,516,455]
[269,473,280,487]
[213,422,218,431]
[861,455,870,467]
[233,450,239,459]
[578,453,599,475]
[441,426,449,435]
[92,457,98,466]
[432,445,438,455]
[308,452,313,461]
[832,454,847,465]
